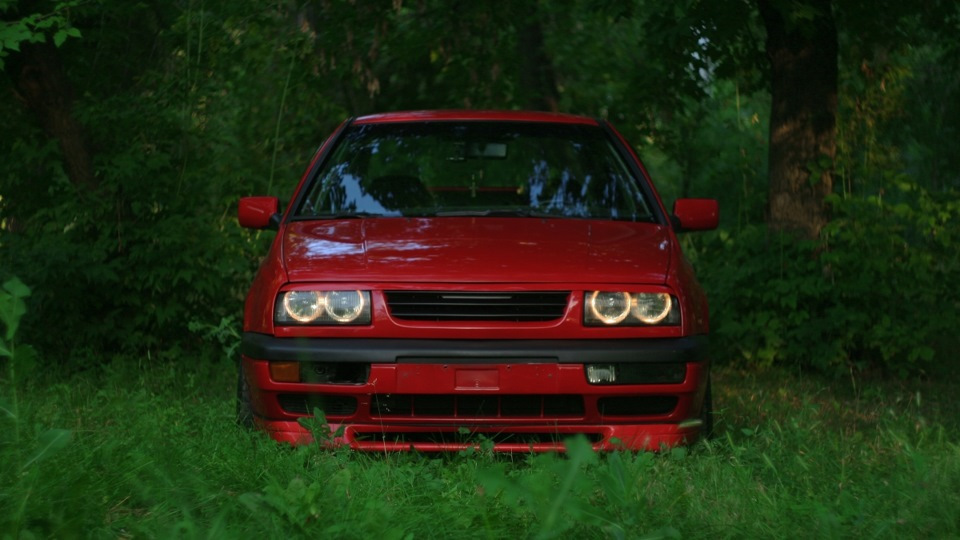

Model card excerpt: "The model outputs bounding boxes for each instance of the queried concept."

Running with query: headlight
[632,293,672,324]
[587,291,631,324]
[584,291,679,326]
[275,290,371,325]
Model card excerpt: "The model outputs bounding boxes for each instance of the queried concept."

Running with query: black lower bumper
[241,332,708,365]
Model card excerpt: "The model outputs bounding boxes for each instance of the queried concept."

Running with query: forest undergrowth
[2,301,957,538]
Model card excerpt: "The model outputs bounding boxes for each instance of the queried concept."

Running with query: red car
[237,110,718,452]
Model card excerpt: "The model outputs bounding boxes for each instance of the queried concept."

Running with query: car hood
[282,218,672,284]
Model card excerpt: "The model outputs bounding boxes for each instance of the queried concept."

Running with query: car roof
[353,110,600,125]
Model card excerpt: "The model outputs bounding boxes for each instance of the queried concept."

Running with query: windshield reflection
[299,122,654,222]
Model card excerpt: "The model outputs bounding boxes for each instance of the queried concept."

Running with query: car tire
[236,356,254,428]
[700,376,714,440]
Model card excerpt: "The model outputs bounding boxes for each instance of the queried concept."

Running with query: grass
[1,355,959,539]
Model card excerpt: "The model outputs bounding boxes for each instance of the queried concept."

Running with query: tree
[2,1,92,192]
[8,40,96,192]
[515,2,560,112]
[757,0,837,237]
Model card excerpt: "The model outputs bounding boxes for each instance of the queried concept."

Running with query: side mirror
[672,198,718,232]
[238,196,281,229]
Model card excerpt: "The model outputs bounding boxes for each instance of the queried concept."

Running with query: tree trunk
[516,4,560,112]
[11,42,98,193]
[758,0,837,237]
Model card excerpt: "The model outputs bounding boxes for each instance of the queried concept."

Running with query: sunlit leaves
[0,0,82,68]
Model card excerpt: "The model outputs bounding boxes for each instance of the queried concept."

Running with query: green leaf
[22,429,73,469]
[0,23,32,51]
[0,293,26,341]
[910,346,935,363]
[237,493,264,514]
[2,277,30,299]
[563,434,598,465]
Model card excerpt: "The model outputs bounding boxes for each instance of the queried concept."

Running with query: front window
[296,122,656,222]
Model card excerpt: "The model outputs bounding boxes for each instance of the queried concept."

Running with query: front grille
[371,394,584,418]
[277,394,358,417]
[385,291,570,322]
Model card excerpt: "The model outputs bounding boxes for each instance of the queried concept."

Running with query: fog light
[270,361,300,382]
[586,364,617,384]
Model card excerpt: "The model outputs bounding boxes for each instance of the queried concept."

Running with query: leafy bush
[0,136,258,361]
[0,4,318,362]
[700,187,960,377]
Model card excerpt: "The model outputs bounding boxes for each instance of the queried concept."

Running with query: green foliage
[2,357,959,537]
[650,80,769,223]
[0,276,29,345]
[0,164,257,359]
[1,1,318,359]
[822,188,960,371]
[1,0,959,376]
[0,0,81,68]
[480,437,606,538]
[0,279,74,537]
[699,187,960,377]
[687,3,960,376]
[698,226,838,370]
[188,315,240,361]
[897,42,960,191]
[3,1,960,535]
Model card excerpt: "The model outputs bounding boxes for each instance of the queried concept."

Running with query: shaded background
[2,0,958,378]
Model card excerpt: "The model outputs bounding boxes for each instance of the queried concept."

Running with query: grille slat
[386,291,570,322]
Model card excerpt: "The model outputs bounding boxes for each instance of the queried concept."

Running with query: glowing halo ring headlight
[323,290,366,323]
[584,291,680,326]
[276,290,371,325]
[282,291,323,323]
[588,291,632,325]
[632,293,673,324]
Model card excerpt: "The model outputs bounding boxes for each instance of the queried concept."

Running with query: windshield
[296,121,656,222]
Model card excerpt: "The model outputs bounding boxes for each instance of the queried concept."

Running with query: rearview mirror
[672,199,718,232]
[238,196,280,229]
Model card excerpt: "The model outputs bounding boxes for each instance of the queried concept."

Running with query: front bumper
[241,332,710,451]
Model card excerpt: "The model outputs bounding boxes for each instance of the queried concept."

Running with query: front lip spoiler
[255,418,703,451]
[241,332,708,364]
